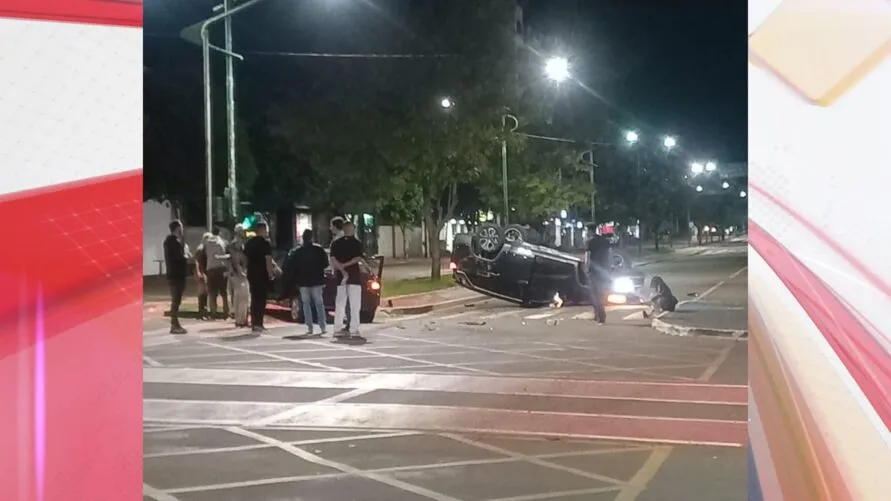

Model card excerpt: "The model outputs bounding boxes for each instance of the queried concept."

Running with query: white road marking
[143,483,182,501]
[698,343,737,382]
[225,427,464,501]
[143,355,164,367]
[613,446,674,501]
[251,387,379,427]
[480,309,523,320]
[658,265,747,319]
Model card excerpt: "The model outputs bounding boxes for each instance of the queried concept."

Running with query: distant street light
[625,130,639,144]
[695,185,704,192]
[705,161,717,172]
[663,136,677,150]
[440,97,454,109]
[691,162,704,175]
[544,56,570,82]
[722,181,730,189]
[739,190,747,198]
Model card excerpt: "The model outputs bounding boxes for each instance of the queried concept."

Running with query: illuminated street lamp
[663,135,677,150]
[722,181,730,189]
[705,161,717,172]
[695,185,704,192]
[691,162,704,175]
[544,56,570,82]
[625,130,639,144]
[739,190,747,198]
[440,97,454,109]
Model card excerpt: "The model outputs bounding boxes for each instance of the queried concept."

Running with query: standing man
[163,220,188,334]
[292,228,328,336]
[585,223,611,325]
[204,227,229,320]
[330,221,364,339]
[244,220,275,333]
[329,216,345,245]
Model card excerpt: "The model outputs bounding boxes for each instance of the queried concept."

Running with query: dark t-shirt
[330,236,363,285]
[293,243,328,287]
[244,236,272,282]
[163,235,187,281]
[586,236,611,281]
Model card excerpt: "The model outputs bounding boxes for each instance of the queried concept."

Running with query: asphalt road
[143,247,748,501]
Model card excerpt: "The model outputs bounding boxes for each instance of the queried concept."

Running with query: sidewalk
[651,271,747,339]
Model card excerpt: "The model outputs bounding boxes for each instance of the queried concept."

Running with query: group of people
[162,216,367,340]
[163,218,276,334]
[584,223,678,324]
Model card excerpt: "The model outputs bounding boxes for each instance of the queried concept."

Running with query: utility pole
[224,0,238,222]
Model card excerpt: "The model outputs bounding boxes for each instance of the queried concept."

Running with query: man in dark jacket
[585,224,611,325]
[163,220,188,334]
[290,228,329,336]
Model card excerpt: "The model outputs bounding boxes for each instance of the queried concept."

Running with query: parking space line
[194,340,344,371]
[613,446,673,501]
[225,427,464,501]
[144,483,182,501]
[443,433,626,486]
[301,339,499,375]
[251,387,382,427]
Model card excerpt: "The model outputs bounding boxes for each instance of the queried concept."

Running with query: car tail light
[607,294,627,305]
[369,280,381,291]
[449,262,457,271]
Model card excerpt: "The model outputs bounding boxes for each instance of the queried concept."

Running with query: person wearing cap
[244,219,275,332]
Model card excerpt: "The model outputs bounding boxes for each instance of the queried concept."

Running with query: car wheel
[475,223,503,256]
[360,310,376,323]
[503,224,526,244]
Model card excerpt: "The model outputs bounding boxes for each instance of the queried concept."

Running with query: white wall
[143,200,174,275]
[379,225,425,259]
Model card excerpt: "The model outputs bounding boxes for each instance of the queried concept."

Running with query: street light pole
[199,0,266,230]
[501,114,518,224]
[224,0,238,222]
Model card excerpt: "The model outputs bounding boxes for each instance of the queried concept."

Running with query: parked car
[269,247,384,324]
[451,223,645,307]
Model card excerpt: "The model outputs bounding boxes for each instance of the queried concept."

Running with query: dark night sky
[145,0,747,161]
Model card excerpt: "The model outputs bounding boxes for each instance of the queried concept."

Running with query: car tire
[360,310,376,323]
[474,223,504,256]
[503,224,527,245]
[290,298,303,323]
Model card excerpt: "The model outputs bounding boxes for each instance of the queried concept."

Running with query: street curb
[651,318,748,340]
[382,294,484,316]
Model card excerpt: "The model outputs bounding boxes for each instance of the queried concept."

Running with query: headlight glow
[612,277,635,294]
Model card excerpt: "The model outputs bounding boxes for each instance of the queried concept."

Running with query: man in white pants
[330,221,364,340]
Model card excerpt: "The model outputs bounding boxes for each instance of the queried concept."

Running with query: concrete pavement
[143,248,747,501]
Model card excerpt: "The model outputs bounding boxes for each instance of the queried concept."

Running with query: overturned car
[451,223,645,307]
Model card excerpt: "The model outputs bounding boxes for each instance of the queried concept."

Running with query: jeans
[299,286,327,333]
[334,284,362,333]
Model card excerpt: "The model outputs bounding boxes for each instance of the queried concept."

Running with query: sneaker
[170,326,187,335]
[251,326,266,334]
[334,330,351,339]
